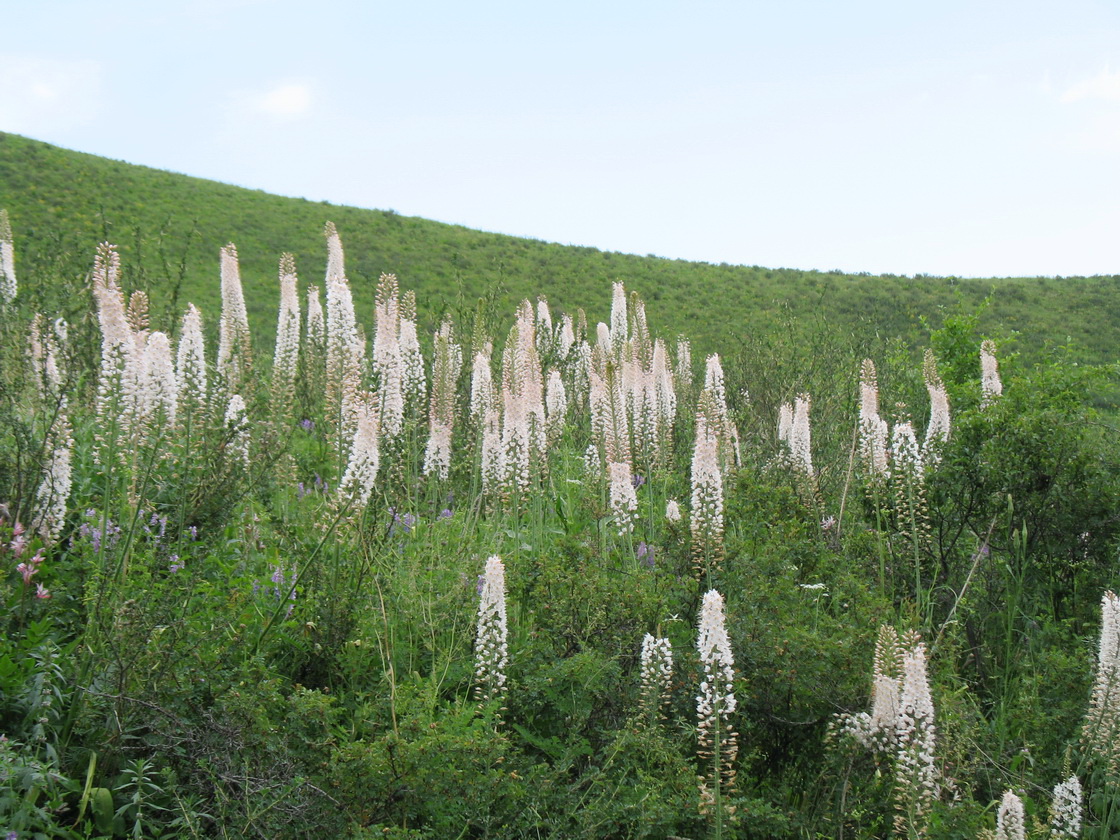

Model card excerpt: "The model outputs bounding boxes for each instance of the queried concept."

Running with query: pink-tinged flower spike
[838,624,904,754]
[474,555,509,703]
[1048,775,1082,840]
[691,393,724,577]
[980,339,1002,406]
[324,227,364,448]
[35,583,50,600]
[217,243,252,388]
[337,395,381,512]
[894,638,938,839]
[399,290,426,413]
[696,589,738,820]
[423,319,461,481]
[675,337,693,391]
[789,393,814,478]
[608,460,638,536]
[92,243,135,463]
[609,281,628,355]
[176,304,209,431]
[858,359,889,479]
[544,368,567,444]
[34,402,73,544]
[0,208,16,302]
[469,341,495,422]
[305,284,325,348]
[272,253,301,417]
[223,394,250,471]
[994,791,1025,840]
[1083,591,1120,769]
[144,331,178,429]
[922,350,950,462]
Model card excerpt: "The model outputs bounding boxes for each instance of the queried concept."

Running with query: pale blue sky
[4,0,1120,277]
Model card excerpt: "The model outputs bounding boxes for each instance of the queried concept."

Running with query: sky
[3,0,1120,279]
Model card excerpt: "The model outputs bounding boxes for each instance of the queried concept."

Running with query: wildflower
[696,589,738,818]
[337,397,380,512]
[300,418,314,432]
[691,394,724,573]
[636,542,655,568]
[665,499,682,522]
[1048,775,1082,839]
[609,461,638,535]
[0,208,15,303]
[439,508,453,519]
[789,393,814,477]
[894,639,937,838]
[639,633,673,721]
[1083,591,1120,768]
[994,790,1025,840]
[272,252,301,417]
[169,556,183,574]
[474,556,509,703]
[922,350,950,460]
[176,303,208,429]
[980,339,1002,406]
[217,243,252,387]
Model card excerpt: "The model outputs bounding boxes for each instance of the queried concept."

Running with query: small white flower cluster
[475,555,509,703]
[639,633,673,721]
[778,394,814,478]
[665,499,682,523]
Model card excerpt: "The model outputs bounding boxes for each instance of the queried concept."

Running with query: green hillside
[1,131,1116,365]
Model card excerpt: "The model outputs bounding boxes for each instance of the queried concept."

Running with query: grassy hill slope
[1,132,1116,366]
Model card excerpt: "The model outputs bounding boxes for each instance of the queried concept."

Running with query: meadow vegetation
[0,142,1119,839]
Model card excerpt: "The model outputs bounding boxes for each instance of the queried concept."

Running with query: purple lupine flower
[476,574,485,595]
[297,481,307,500]
[632,473,647,488]
[439,508,453,519]
[299,418,314,432]
[169,555,183,573]
[636,541,655,568]
[189,525,199,541]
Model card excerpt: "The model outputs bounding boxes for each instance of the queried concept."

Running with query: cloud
[0,56,102,133]
[251,83,312,119]
[1060,68,1120,103]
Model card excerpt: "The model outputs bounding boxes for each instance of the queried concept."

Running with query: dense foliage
[1,164,1120,839]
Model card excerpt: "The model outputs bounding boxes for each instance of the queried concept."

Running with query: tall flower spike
[608,460,638,536]
[922,350,950,460]
[994,791,1026,840]
[838,624,903,753]
[475,556,509,703]
[696,589,738,820]
[224,394,250,471]
[217,243,252,388]
[338,395,381,511]
[34,401,73,544]
[789,393,814,477]
[980,339,1002,406]
[176,304,209,431]
[858,359,890,478]
[639,633,673,723]
[691,392,725,576]
[609,281,628,354]
[894,638,938,839]
[1083,591,1120,769]
[1048,775,1082,840]
[0,208,16,302]
[272,253,301,418]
